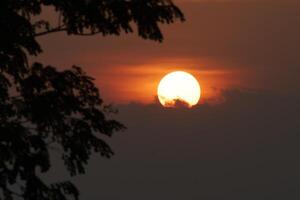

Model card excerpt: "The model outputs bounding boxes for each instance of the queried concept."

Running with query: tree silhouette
[0,0,184,199]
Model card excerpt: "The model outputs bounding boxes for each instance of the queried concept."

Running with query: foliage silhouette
[168,98,191,108]
[0,0,184,199]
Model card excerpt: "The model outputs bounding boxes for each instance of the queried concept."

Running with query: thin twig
[34,26,102,37]
[34,27,67,37]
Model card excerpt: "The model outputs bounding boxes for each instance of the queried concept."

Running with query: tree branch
[34,26,67,37]
[34,26,102,37]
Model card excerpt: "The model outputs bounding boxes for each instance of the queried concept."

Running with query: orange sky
[82,56,241,104]
[30,2,300,199]
[36,0,300,104]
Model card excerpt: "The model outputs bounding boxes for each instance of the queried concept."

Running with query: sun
[157,71,201,108]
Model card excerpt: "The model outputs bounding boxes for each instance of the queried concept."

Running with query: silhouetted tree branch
[34,26,67,37]
[0,0,184,199]
[35,28,106,37]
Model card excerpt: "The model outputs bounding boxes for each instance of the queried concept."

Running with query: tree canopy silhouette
[0,0,184,200]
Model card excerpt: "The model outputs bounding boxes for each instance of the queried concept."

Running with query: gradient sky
[38,1,300,199]
[36,0,300,104]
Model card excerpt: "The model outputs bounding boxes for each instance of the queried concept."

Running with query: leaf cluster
[0,0,184,199]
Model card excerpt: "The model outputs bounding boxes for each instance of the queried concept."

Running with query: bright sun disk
[157,71,201,108]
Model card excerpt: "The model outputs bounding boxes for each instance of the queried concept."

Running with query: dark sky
[45,90,300,199]
[39,0,300,199]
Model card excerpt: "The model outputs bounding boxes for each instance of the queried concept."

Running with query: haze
[38,0,300,199]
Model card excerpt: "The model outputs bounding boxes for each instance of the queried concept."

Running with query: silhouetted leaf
[0,0,183,199]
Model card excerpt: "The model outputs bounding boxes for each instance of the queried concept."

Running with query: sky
[37,0,300,104]
[38,0,300,199]
[46,90,300,200]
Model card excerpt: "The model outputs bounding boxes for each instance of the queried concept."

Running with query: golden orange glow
[86,57,236,104]
[157,71,201,107]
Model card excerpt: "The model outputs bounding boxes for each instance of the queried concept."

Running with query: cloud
[34,1,300,199]
[56,89,300,200]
